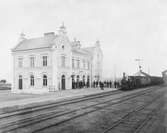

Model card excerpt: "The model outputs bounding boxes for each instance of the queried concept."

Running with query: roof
[133,70,151,77]
[162,69,167,74]
[12,33,98,56]
[12,35,57,52]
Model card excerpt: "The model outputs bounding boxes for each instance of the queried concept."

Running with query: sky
[0,0,167,82]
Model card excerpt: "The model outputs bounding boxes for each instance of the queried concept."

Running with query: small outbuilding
[162,70,167,84]
[132,70,151,85]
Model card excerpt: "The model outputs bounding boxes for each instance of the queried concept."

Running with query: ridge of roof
[133,70,151,77]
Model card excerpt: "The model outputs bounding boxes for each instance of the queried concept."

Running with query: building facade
[12,24,103,93]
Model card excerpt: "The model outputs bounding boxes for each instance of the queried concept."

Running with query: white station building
[11,24,103,93]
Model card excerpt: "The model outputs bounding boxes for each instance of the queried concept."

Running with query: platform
[0,88,117,109]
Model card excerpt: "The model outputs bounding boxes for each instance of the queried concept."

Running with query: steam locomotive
[120,75,164,90]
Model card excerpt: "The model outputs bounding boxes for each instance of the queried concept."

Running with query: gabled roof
[133,70,151,77]
[12,35,57,52]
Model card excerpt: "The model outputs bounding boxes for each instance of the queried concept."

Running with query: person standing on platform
[114,81,117,88]
[100,81,104,90]
[93,81,95,88]
[107,81,109,88]
[109,81,112,88]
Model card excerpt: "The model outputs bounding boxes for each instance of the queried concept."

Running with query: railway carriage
[120,71,163,90]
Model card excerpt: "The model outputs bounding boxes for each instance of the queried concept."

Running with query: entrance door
[77,75,79,88]
[61,75,66,90]
[18,75,23,90]
[87,76,90,87]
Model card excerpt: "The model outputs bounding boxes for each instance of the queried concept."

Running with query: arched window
[30,75,34,86]
[19,75,22,79]
[43,75,47,86]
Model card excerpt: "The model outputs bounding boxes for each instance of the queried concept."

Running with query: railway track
[102,91,163,133]
[0,89,121,115]
[0,87,159,133]
[34,89,163,133]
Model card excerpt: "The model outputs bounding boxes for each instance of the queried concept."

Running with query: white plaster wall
[71,52,92,85]
[92,47,103,81]
[12,48,52,93]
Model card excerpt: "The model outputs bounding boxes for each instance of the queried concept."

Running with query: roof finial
[18,30,26,42]
[59,22,67,35]
[95,40,100,47]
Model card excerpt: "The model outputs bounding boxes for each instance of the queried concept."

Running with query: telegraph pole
[135,59,142,71]
[114,64,116,81]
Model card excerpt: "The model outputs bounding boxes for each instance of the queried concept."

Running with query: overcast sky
[0,0,167,82]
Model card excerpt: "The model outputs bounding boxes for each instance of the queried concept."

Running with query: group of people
[93,81,112,88]
[72,80,120,90]
[92,80,120,90]
[72,81,90,89]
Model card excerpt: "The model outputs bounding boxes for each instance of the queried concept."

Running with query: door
[87,76,90,87]
[18,75,23,90]
[77,75,79,88]
[61,75,66,90]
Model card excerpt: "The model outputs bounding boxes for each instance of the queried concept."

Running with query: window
[30,56,35,67]
[87,61,90,70]
[77,59,80,68]
[30,75,34,86]
[18,75,23,90]
[62,45,64,49]
[61,56,65,67]
[43,75,47,86]
[72,59,74,68]
[18,57,23,68]
[83,60,85,69]
[43,56,48,66]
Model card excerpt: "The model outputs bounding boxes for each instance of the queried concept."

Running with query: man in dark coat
[96,81,98,88]
[93,81,95,88]
[109,81,112,88]
[100,81,104,90]
[114,81,117,88]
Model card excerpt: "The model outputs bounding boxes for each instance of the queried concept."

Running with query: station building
[11,24,103,93]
